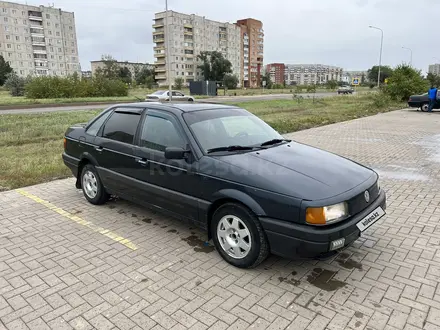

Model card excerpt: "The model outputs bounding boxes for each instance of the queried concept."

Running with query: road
[2,109,439,329]
[0,92,341,115]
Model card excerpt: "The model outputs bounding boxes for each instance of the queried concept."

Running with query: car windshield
[183,108,284,153]
[152,90,166,95]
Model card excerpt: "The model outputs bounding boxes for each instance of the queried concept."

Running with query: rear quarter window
[85,110,112,136]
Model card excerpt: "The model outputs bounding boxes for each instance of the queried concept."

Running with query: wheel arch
[75,153,98,188]
[206,189,266,240]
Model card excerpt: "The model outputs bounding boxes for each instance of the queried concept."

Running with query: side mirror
[165,147,190,160]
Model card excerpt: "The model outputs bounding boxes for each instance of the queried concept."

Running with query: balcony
[184,23,193,28]
[28,11,43,21]
[33,49,47,54]
[154,53,165,58]
[184,28,193,35]
[32,41,46,46]
[154,46,165,51]
[30,23,44,29]
[153,29,165,35]
[155,60,165,65]
[155,67,166,73]
[155,75,166,80]
[152,20,164,28]
[30,29,44,36]
[154,38,165,43]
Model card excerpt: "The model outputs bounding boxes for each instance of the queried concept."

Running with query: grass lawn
[0,93,404,191]
[0,86,373,106]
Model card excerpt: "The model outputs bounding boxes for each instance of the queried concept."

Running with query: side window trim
[99,108,143,145]
[84,108,114,136]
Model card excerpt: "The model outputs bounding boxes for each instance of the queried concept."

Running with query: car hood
[211,142,374,200]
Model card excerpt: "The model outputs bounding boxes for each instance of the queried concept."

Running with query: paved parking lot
[1,109,440,330]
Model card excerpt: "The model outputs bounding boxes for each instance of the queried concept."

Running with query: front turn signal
[306,207,326,225]
[63,137,67,150]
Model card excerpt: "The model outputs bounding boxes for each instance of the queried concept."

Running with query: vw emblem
[364,190,370,203]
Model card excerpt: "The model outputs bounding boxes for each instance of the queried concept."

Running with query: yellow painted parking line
[16,189,138,251]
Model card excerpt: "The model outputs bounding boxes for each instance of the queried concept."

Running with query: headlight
[306,202,348,225]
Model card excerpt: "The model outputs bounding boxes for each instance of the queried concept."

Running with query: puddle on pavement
[306,268,346,291]
[278,276,300,286]
[354,311,364,318]
[182,235,215,253]
[336,253,363,270]
[355,321,362,328]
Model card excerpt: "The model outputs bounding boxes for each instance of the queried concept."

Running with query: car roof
[113,102,240,113]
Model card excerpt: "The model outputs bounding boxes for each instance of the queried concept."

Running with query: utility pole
[166,0,172,101]
[369,25,383,88]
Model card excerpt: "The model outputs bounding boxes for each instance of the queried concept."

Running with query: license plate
[356,207,385,232]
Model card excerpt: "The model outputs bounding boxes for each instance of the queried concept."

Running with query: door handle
[95,146,103,152]
[136,159,148,166]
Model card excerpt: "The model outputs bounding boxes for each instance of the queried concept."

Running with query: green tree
[427,72,440,87]
[262,71,273,89]
[326,80,338,90]
[197,51,232,81]
[223,73,239,89]
[118,67,132,84]
[383,64,428,101]
[0,55,13,86]
[367,65,393,84]
[4,72,27,96]
[135,66,155,85]
[174,77,184,89]
[95,54,119,79]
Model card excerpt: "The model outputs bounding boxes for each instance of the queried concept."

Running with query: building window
[58,48,62,52]
[51,55,54,59]
[56,32,60,36]
[27,54,31,58]
[14,19,18,24]
[4,17,8,23]
[70,34,74,38]
[15,36,19,41]
[55,23,59,28]
[24,28,28,33]
[72,56,76,61]
[2,8,7,13]
[8,53,12,57]
[4,26,9,32]
[50,47,54,52]
[47,22,51,27]
[59,56,62,60]
[57,39,61,44]
[17,45,21,50]
[52,63,55,67]
[60,64,64,68]
[20,70,24,75]
[46,14,50,19]
[71,42,74,47]
[48,31,52,35]
[21,10,25,15]
[6,35,10,40]
[7,44,11,49]
[12,9,16,14]
[71,49,75,54]
[69,26,73,30]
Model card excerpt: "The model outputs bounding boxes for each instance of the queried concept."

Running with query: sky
[19,0,440,73]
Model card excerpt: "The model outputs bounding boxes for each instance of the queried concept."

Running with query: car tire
[421,103,429,112]
[188,98,194,102]
[211,203,269,268]
[80,164,109,205]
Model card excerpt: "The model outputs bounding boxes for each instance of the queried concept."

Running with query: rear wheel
[188,97,194,102]
[421,103,429,112]
[211,203,269,268]
[81,164,109,205]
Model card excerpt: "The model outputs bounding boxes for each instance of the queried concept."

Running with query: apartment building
[266,63,285,85]
[429,64,440,76]
[152,11,241,86]
[341,70,368,84]
[284,64,343,85]
[236,18,263,88]
[91,60,154,78]
[0,1,80,77]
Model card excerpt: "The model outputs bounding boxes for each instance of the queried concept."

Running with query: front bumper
[259,189,386,259]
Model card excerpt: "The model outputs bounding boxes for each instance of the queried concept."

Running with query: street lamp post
[165,0,172,101]
[369,25,383,88]
[402,46,412,66]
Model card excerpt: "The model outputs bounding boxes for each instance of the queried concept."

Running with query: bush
[272,83,284,89]
[369,92,392,108]
[174,77,184,90]
[223,74,239,89]
[306,85,316,92]
[25,75,128,99]
[295,85,303,93]
[4,72,27,96]
[383,64,428,101]
[369,83,376,89]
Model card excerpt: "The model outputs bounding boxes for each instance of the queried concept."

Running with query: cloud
[20,0,440,72]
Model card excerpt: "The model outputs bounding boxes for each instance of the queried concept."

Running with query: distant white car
[145,90,195,102]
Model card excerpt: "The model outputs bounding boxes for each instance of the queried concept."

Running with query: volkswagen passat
[63,102,386,268]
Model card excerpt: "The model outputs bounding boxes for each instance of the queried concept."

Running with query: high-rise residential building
[266,63,285,85]
[152,10,241,86]
[236,18,263,88]
[428,64,440,75]
[284,64,343,85]
[0,1,80,77]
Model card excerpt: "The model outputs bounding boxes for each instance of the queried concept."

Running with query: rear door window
[102,111,141,144]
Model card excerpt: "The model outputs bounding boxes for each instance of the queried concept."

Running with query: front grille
[347,181,380,216]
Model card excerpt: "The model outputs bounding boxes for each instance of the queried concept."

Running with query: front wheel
[421,103,429,112]
[81,164,109,205]
[211,203,269,268]
[188,97,194,102]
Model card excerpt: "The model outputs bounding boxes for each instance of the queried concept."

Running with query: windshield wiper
[260,139,291,147]
[207,145,256,154]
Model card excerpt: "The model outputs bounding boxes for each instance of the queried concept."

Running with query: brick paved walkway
[1,109,440,330]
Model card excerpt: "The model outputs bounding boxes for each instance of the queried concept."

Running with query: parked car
[337,86,354,94]
[408,92,440,111]
[145,90,195,102]
[63,102,386,268]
